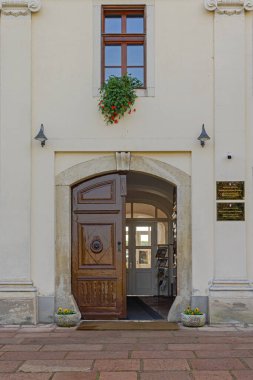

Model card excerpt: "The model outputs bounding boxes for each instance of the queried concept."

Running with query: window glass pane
[126,203,131,218]
[173,222,177,239]
[126,226,129,246]
[105,16,121,33]
[105,68,121,81]
[136,249,151,269]
[127,45,144,66]
[126,248,129,269]
[133,203,155,218]
[136,226,151,246]
[157,208,167,218]
[127,68,144,85]
[105,46,121,66]
[157,222,168,245]
[126,16,144,33]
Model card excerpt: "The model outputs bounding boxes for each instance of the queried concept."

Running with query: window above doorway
[102,5,146,87]
[92,0,155,97]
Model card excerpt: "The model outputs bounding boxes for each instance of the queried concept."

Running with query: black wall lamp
[197,124,210,147]
[34,124,48,147]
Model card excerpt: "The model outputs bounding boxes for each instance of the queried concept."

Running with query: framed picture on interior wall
[156,245,169,258]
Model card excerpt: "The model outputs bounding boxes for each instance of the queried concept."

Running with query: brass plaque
[217,203,245,221]
[216,181,244,200]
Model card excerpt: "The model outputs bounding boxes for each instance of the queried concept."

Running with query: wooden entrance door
[72,173,127,319]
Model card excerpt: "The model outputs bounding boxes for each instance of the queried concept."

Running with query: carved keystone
[116,152,131,172]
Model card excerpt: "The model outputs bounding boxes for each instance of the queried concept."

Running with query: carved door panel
[72,173,127,319]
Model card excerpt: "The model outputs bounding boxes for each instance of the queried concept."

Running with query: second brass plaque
[217,203,245,221]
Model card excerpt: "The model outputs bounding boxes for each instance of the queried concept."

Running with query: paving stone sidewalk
[0,324,253,379]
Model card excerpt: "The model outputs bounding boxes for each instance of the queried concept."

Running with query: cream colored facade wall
[0,0,252,323]
[31,0,214,302]
[32,0,213,145]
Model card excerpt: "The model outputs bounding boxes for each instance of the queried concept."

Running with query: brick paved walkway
[0,324,253,379]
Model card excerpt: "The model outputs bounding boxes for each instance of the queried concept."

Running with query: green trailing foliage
[98,75,142,125]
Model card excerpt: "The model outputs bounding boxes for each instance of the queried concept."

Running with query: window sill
[136,87,155,97]
[93,86,155,98]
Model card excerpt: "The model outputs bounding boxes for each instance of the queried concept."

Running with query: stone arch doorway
[55,154,191,321]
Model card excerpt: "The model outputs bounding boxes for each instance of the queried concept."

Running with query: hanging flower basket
[98,75,142,125]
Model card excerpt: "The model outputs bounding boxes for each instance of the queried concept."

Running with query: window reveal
[102,6,146,87]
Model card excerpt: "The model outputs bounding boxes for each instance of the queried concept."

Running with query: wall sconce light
[34,124,48,147]
[197,124,210,147]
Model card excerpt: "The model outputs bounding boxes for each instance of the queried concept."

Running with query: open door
[72,173,126,319]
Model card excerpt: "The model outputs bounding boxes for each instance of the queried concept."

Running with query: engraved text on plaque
[216,181,244,200]
[217,202,245,221]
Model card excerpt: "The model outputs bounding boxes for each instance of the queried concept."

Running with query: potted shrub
[181,307,206,327]
[98,74,142,125]
[55,307,80,327]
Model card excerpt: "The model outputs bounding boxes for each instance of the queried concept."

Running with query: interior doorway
[125,172,177,320]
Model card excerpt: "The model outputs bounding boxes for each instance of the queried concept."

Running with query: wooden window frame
[101,5,146,88]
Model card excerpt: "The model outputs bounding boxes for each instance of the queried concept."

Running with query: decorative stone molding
[0,0,41,16]
[0,281,37,292]
[115,152,131,172]
[210,279,253,290]
[204,0,253,14]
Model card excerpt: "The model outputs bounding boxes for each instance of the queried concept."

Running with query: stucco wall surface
[0,0,252,323]
[32,0,213,147]
[30,0,214,303]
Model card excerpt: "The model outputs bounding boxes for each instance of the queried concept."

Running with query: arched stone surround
[55,154,191,321]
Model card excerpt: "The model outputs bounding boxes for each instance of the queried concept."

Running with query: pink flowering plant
[98,75,142,125]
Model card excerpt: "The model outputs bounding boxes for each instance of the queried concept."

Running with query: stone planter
[55,313,80,327]
[181,313,206,327]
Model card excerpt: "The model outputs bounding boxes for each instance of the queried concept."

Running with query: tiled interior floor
[126,296,175,320]
[138,296,175,320]
[127,297,165,320]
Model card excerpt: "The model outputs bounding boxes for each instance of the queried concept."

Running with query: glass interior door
[126,222,156,295]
